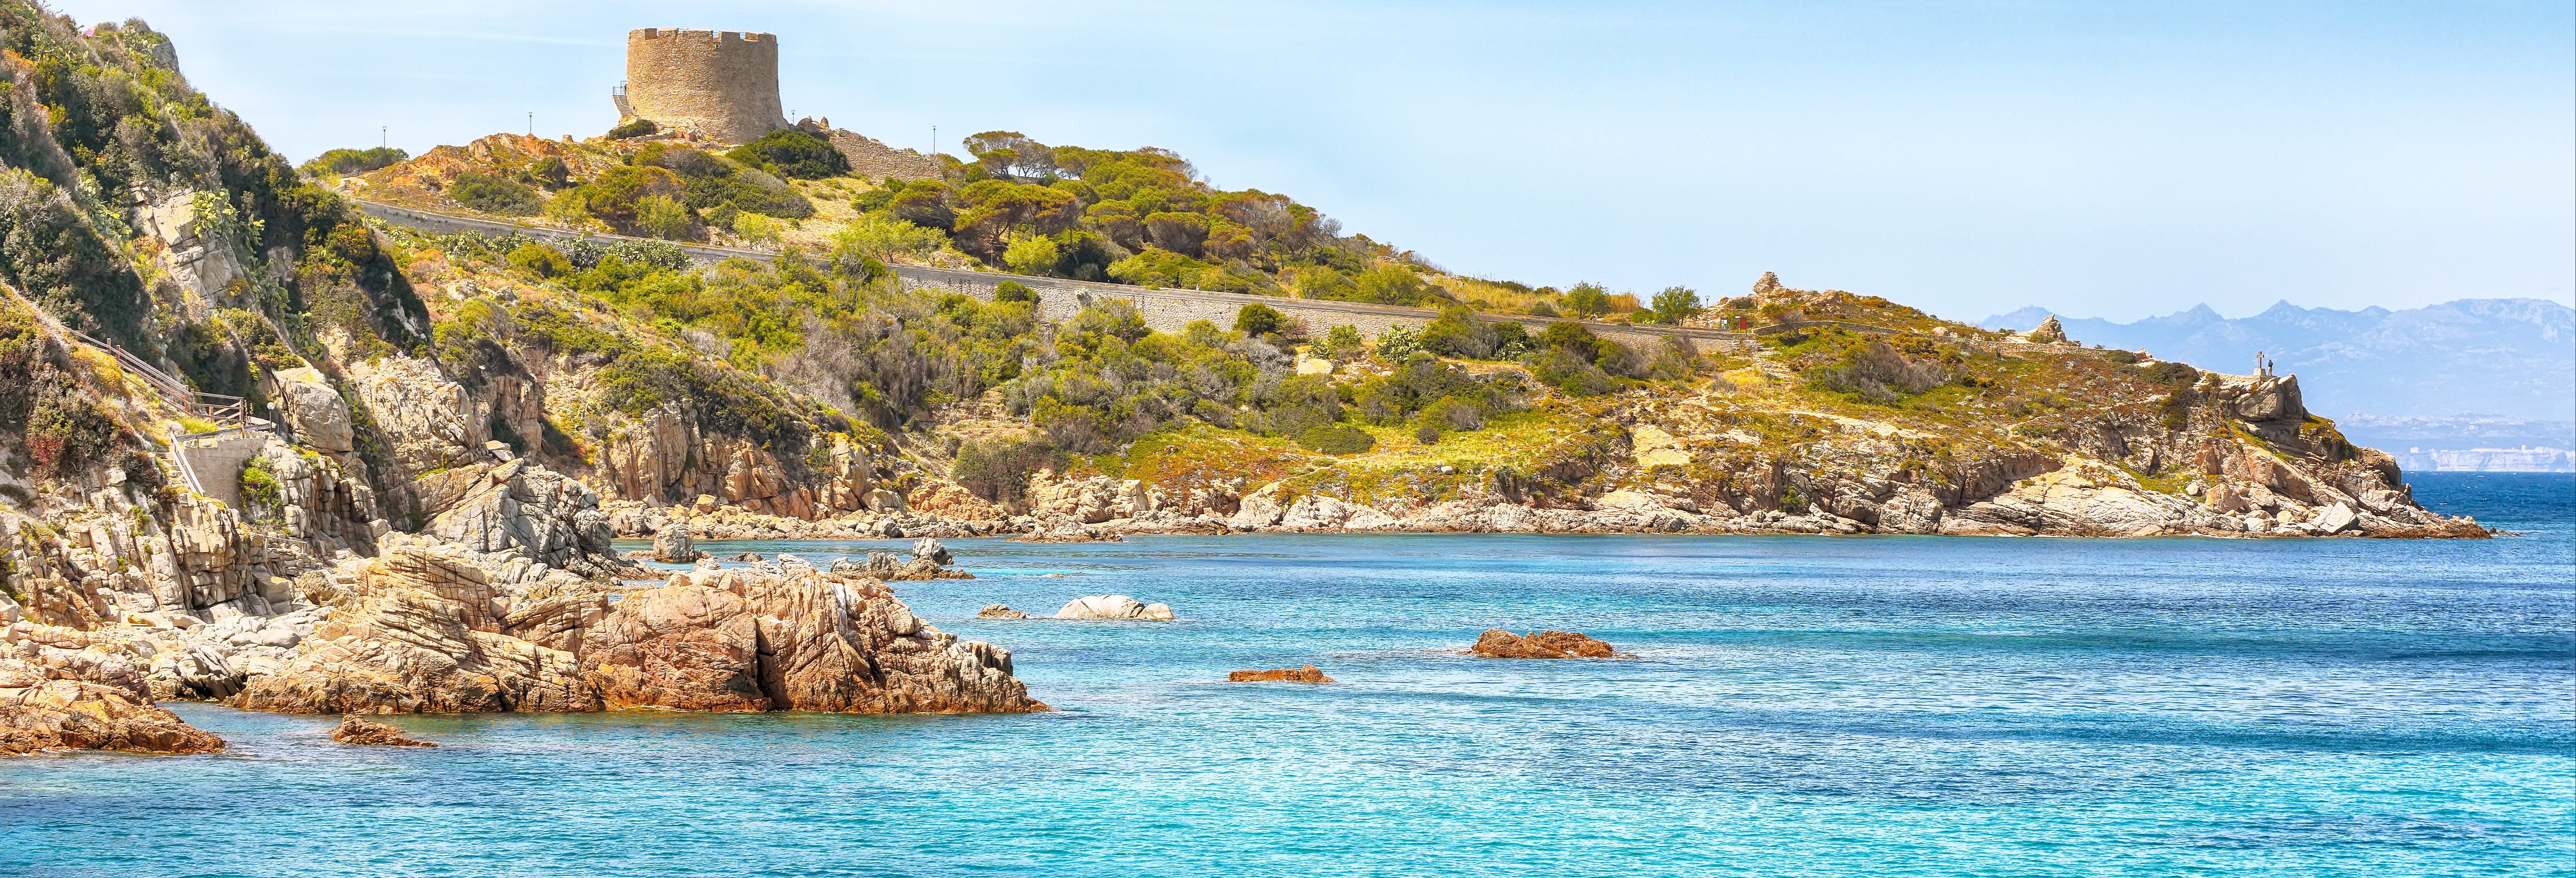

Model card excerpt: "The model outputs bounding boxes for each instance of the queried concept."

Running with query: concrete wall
[354,200,1760,354]
[177,431,269,510]
[624,29,784,145]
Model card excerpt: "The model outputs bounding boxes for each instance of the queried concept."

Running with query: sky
[53,0,2576,323]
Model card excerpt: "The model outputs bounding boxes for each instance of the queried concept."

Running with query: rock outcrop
[233,549,602,714]
[333,715,436,747]
[976,605,1031,619]
[652,525,701,562]
[1229,666,1333,683]
[584,568,1037,713]
[416,457,626,578]
[1472,629,1619,659]
[2,623,225,755]
[231,545,1041,716]
[1054,595,1176,621]
[2028,314,2069,343]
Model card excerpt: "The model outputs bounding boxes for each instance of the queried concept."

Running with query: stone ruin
[611,28,939,180]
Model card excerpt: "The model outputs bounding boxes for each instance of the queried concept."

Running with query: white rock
[2314,502,2359,534]
[1053,594,1172,621]
[1229,494,1284,530]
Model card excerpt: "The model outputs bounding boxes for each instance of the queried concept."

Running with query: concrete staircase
[6,281,280,500]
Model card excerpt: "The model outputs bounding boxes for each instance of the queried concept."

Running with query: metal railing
[66,329,253,433]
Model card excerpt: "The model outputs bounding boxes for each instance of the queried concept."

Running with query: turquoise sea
[3,473,2569,877]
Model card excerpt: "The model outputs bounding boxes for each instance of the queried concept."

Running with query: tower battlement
[619,27,785,145]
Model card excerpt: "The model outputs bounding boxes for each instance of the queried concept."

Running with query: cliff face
[0,12,1044,754]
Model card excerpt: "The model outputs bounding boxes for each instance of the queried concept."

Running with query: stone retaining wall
[892,266,1756,352]
[353,201,1758,354]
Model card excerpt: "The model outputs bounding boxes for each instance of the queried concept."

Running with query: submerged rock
[1229,666,1333,683]
[333,715,436,747]
[1054,595,1175,621]
[1472,629,1619,659]
[976,605,1032,620]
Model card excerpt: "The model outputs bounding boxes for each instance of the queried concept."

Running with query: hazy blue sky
[55,0,2575,323]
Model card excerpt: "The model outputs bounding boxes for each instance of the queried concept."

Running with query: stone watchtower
[614,28,787,145]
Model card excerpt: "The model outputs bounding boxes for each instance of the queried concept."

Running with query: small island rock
[1054,595,1175,621]
[1229,666,1333,683]
[977,605,1032,619]
[1472,629,1619,658]
[333,715,437,747]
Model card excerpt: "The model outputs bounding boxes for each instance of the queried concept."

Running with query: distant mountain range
[1980,298,2573,422]
[1980,299,2573,472]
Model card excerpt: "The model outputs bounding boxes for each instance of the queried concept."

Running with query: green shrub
[26,374,126,478]
[608,118,658,139]
[507,243,571,279]
[1298,424,1374,455]
[299,147,408,177]
[1003,230,1059,275]
[1414,425,1440,444]
[1250,375,1340,438]
[1374,324,1426,362]
[636,194,699,240]
[578,166,689,235]
[1647,286,1701,324]
[726,129,849,179]
[1563,283,1610,317]
[953,439,1063,504]
[995,280,1036,303]
[238,455,280,511]
[562,237,691,272]
[1312,324,1365,361]
[1235,302,1284,337]
[1805,340,1946,405]
[450,172,545,215]
[1532,346,1614,396]
[1421,306,1499,359]
[1419,396,1486,431]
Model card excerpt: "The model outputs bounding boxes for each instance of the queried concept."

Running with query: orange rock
[1472,629,1619,658]
[332,715,437,747]
[1,678,224,756]
[908,480,1002,522]
[1229,666,1334,683]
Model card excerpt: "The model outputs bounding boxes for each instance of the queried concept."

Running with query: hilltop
[331,128,1663,321]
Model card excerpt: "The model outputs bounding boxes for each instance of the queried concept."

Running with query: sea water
[2,473,2568,877]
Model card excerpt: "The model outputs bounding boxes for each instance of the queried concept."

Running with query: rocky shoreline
[592,375,2488,543]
